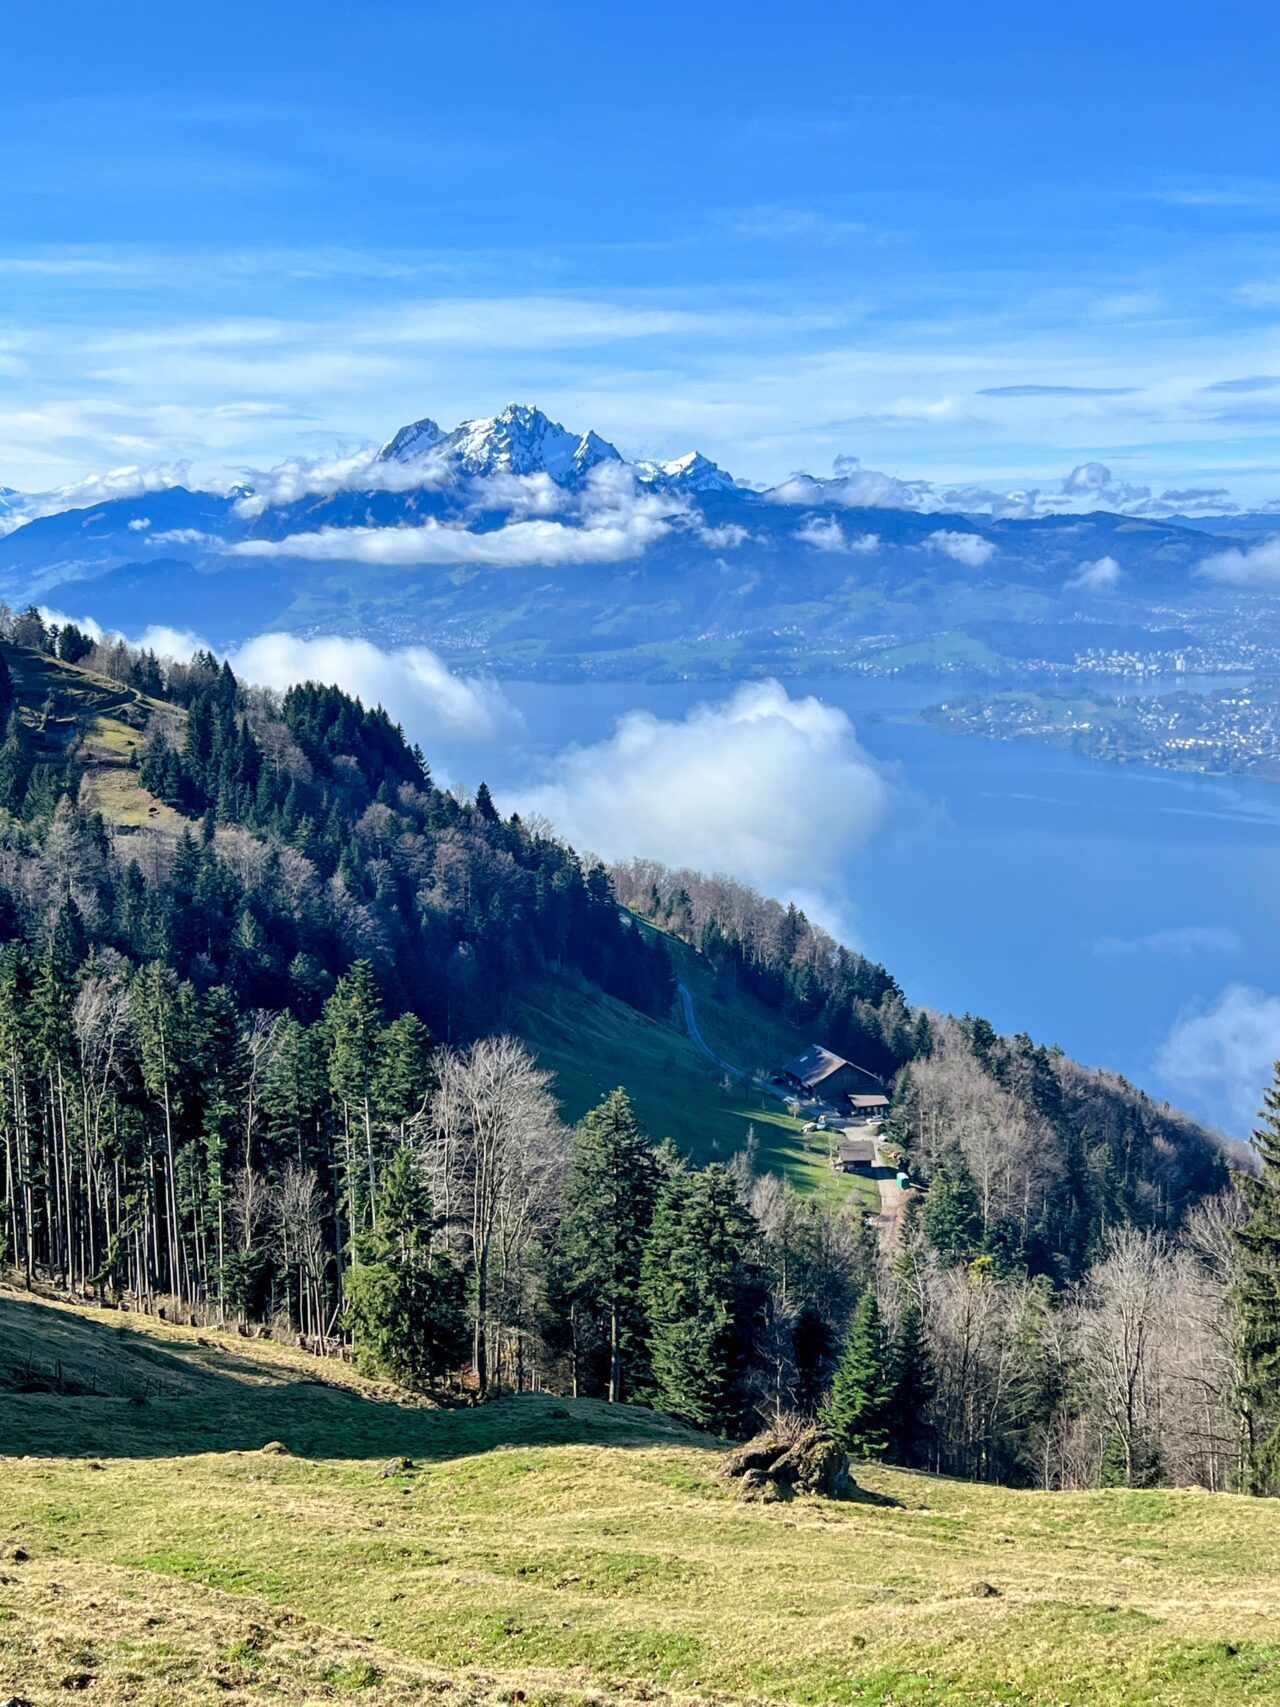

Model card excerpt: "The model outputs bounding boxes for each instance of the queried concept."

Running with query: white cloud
[127,516,151,531]
[697,521,751,549]
[136,624,210,658]
[1093,925,1240,958]
[1157,983,1280,1135]
[149,527,214,548]
[794,516,880,553]
[0,463,191,532]
[1064,461,1113,495]
[766,463,933,510]
[231,445,454,518]
[508,680,891,912]
[924,529,995,567]
[464,469,568,519]
[229,509,671,568]
[1066,553,1122,592]
[1198,536,1280,588]
[229,632,513,744]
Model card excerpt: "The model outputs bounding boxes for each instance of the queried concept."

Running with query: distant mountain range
[0,404,1275,681]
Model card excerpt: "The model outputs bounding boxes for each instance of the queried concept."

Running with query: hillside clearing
[514,975,877,1209]
[2,640,186,835]
[5,1291,1280,1707]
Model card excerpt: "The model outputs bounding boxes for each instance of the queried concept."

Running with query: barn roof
[784,1045,880,1088]
[837,1136,876,1163]
[850,1094,891,1110]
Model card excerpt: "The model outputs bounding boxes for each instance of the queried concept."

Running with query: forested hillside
[3,607,1276,1496]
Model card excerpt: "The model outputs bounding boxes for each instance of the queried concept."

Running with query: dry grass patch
[5,1292,1280,1707]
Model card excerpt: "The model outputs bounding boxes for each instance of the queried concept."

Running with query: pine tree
[344,1146,465,1385]
[887,1297,934,1468]
[922,1144,983,1263]
[823,1288,893,1459]
[640,1161,754,1433]
[1233,1061,1280,1492]
[559,1089,659,1402]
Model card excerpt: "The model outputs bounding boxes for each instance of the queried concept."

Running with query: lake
[463,673,1280,1139]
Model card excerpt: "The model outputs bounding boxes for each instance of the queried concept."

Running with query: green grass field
[5,1290,1280,1707]
[2,640,187,835]
[514,971,877,1210]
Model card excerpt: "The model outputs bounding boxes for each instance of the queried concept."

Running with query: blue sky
[3,0,1278,503]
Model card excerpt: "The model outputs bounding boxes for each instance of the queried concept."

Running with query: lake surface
[465,673,1280,1138]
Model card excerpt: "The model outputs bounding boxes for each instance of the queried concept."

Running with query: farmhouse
[781,1044,881,1106]
[835,1135,876,1172]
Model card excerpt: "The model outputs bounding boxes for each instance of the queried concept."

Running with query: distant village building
[781,1045,881,1107]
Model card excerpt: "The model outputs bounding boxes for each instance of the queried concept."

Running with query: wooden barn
[782,1044,881,1106]
[835,1135,876,1172]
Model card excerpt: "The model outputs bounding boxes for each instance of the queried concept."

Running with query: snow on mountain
[377,416,446,462]
[380,402,623,484]
[376,402,740,501]
[634,451,736,494]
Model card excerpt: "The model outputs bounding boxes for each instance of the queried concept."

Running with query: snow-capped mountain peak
[634,450,736,493]
[378,415,445,462]
[376,403,735,493]
[380,402,622,485]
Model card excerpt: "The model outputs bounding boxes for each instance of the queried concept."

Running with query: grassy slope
[5,1292,1280,1707]
[3,641,185,834]
[7,644,870,1207]
[515,938,878,1211]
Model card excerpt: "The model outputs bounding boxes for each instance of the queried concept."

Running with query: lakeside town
[922,677,1280,779]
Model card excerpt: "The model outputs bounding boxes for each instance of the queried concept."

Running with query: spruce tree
[559,1088,658,1402]
[922,1144,983,1263]
[344,1146,465,1385]
[0,712,30,814]
[641,1160,753,1433]
[1233,1061,1280,1492]
[325,960,384,1245]
[887,1297,934,1468]
[823,1288,893,1459]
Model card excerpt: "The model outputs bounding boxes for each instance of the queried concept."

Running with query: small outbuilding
[848,1093,891,1122]
[835,1135,876,1172]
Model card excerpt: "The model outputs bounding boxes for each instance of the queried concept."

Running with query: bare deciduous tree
[426,1036,565,1392]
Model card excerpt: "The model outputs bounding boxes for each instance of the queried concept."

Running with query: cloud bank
[508,679,892,920]
[1198,537,1280,588]
[1066,553,1123,592]
[228,633,513,744]
[1158,982,1280,1135]
[925,530,995,567]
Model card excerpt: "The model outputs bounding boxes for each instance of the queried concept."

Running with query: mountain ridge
[0,404,1271,682]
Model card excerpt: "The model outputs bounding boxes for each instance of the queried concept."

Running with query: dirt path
[870,1136,907,1243]
[676,984,798,1109]
[675,983,744,1078]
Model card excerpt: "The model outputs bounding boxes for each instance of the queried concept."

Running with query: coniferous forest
[2,608,1279,1496]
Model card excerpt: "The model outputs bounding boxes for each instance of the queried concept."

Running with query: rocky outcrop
[721,1426,854,1502]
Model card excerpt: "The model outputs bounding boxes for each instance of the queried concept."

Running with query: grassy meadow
[4,1289,1280,1707]
[515,968,877,1211]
